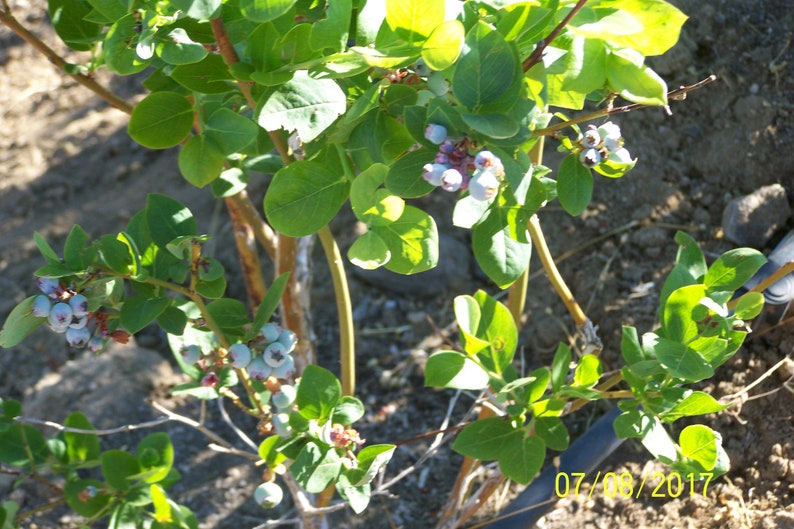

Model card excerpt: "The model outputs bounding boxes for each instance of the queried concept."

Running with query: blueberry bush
[0,0,774,527]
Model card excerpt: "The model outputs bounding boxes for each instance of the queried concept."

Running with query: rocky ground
[1,0,793,528]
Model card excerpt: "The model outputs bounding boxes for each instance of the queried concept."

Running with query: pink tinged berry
[201,372,220,387]
[610,147,633,164]
[69,315,89,330]
[468,169,500,201]
[264,342,288,368]
[48,303,73,333]
[582,129,601,148]
[271,384,297,410]
[271,354,295,379]
[88,336,104,353]
[424,123,448,145]
[247,357,272,381]
[180,345,202,365]
[473,150,504,177]
[32,295,52,317]
[440,168,463,192]
[228,343,252,369]
[260,322,282,343]
[422,163,446,186]
[37,277,60,296]
[254,482,284,509]
[579,147,602,168]
[271,413,292,438]
[434,152,450,164]
[439,140,455,155]
[69,294,89,317]
[66,327,91,348]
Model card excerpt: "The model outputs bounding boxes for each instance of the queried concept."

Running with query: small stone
[722,183,790,247]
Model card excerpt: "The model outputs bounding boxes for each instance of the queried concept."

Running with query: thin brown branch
[522,0,589,72]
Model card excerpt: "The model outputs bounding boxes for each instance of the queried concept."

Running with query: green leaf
[557,154,593,216]
[662,392,728,423]
[371,206,438,274]
[292,442,342,493]
[620,325,645,365]
[613,409,655,439]
[206,298,249,332]
[212,168,249,198]
[734,292,764,320]
[296,365,341,422]
[453,22,518,109]
[453,417,522,461]
[178,134,226,187]
[120,296,170,334]
[0,424,49,466]
[104,14,151,75]
[421,19,464,71]
[146,194,197,250]
[498,434,545,485]
[64,224,91,271]
[454,295,489,355]
[385,0,443,44]
[333,396,365,425]
[258,435,288,467]
[353,444,395,486]
[350,164,405,226]
[195,277,226,298]
[606,48,667,106]
[64,412,100,463]
[157,306,187,336]
[128,92,194,149]
[264,161,349,237]
[85,0,127,23]
[550,343,571,393]
[704,248,766,293]
[348,231,391,270]
[0,296,47,348]
[645,334,714,382]
[679,424,718,470]
[535,417,569,451]
[136,432,174,483]
[662,284,707,343]
[205,108,259,155]
[472,214,532,289]
[170,54,234,94]
[469,290,518,374]
[246,272,290,341]
[639,415,677,463]
[310,0,351,51]
[102,449,142,491]
[34,231,60,264]
[461,113,519,139]
[48,0,102,50]
[156,28,209,65]
[385,149,435,198]
[336,472,371,514]
[170,0,221,20]
[98,234,133,274]
[240,0,296,23]
[424,350,489,390]
[65,479,111,517]
[573,354,602,387]
[257,71,346,143]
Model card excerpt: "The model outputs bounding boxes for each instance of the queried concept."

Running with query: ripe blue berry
[32,295,52,318]
[579,147,602,168]
[582,129,601,148]
[247,357,272,381]
[440,168,463,192]
[277,330,297,353]
[66,327,91,348]
[69,315,88,330]
[260,322,281,343]
[271,354,296,379]
[37,277,60,296]
[424,124,448,145]
[422,163,447,186]
[69,294,89,317]
[48,303,73,333]
[264,342,288,368]
[180,345,202,365]
[468,169,500,201]
[271,384,297,410]
[228,343,252,369]
[254,482,284,509]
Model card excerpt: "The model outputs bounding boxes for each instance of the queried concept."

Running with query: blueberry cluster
[31,277,116,351]
[422,124,505,201]
[577,121,632,168]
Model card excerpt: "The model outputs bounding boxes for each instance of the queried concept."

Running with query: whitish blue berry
[69,315,88,330]
[264,342,288,368]
[413,57,431,77]
[603,136,621,153]
[579,147,601,168]
[271,354,296,379]
[271,385,296,410]
[254,482,284,509]
[582,129,601,148]
[468,169,500,201]
[427,72,450,96]
[422,163,446,186]
[277,330,297,353]
[597,122,621,141]
[424,124,447,145]
[48,303,73,333]
[260,322,281,343]
[609,147,633,164]
[228,343,252,369]
[69,294,89,317]
[247,357,272,381]
[37,277,60,296]
[440,168,463,192]
[271,413,292,438]
[180,345,202,365]
[32,295,51,317]
[66,327,91,348]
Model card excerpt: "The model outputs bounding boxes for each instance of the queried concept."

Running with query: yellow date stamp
[555,471,713,499]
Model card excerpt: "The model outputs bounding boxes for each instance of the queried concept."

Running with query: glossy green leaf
[156,28,208,65]
[350,164,405,226]
[120,296,170,334]
[454,295,489,355]
[348,231,391,270]
[662,284,707,343]
[178,134,226,188]
[453,417,522,461]
[472,214,532,289]
[128,92,194,149]
[645,333,714,382]
[64,412,100,464]
[257,71,346,143]
[264,161,349,237]
[662,392,728,423]
[292,442,342,493]
[48,0,102,50]
[353,444,395,486]
[679,424,718,470]
[704,248,766,293]
[557,154,593,216]
[424,350,489,390]
[333,396,365,425]
[734,292,764,320]
[573,354,602,387]
[453,22,518,109]
[371,206,438,274]
[146,194,197,250]
[240,0,295,23]
[296,365,341,422]
[421,19,464,71]
[606,48,667,106]
[560,34,607,94]
[0,297,47,348]
[499,434,545,485]
[385,0,443,44]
